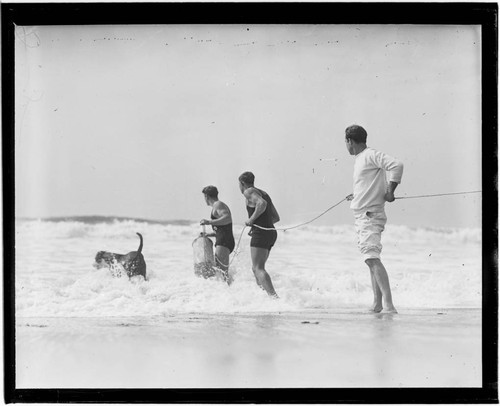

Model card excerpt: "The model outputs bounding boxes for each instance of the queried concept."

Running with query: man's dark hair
[345,125,368,143]
[202,185,218,199]
[238,171,255,185]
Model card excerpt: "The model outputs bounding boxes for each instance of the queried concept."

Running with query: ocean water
[14,217,482,318]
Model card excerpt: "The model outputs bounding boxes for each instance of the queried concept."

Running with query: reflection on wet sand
[16,309,481,388]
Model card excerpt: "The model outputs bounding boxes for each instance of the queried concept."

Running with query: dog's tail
[136,232,143,253]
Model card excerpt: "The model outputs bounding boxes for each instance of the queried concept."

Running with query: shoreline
[15,308,482,389]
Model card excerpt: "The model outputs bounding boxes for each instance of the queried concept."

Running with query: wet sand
[15,308,481,389]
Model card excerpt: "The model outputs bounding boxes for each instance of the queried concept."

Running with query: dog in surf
[93,232,146,279]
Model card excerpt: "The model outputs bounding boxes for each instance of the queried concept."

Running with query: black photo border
[2,2,498,404]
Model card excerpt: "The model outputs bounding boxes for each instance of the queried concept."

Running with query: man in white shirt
[345,125,403,314]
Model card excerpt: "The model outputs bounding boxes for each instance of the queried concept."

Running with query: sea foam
[14,217,482,318]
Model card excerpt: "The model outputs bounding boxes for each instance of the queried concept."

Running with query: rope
[252,196,349,232]
[395,191,482,200]
[252,190,481,231]
[206,189,481,268]
[211,226,247,269]
[212,195,348,267]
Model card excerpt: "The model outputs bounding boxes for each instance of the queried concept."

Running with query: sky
[14,24,482,228]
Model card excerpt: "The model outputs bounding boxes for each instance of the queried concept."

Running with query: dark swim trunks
[211,213,235,253]
[246,188,278,251]
[248,227,278,251]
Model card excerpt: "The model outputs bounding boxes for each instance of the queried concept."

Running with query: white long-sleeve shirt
[350,147,404,214]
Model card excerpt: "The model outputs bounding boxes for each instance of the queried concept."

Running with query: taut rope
[212,190,481,268]
[252,196,349,232]
[395,191,482,200]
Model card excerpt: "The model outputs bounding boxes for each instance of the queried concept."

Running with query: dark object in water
[192,234,216,278]
[93,232,146,279]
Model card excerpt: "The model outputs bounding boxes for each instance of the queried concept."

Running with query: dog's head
[93,251,115,269]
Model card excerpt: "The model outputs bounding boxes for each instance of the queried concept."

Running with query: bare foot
[382,307,398,314]
[369,304,383,313]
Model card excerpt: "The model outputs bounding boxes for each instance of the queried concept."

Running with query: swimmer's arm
[270,202,280,224]
[200,202,232,227]
[244,188,267,225]
[210,204,232,226]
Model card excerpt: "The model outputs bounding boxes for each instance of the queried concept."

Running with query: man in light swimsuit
[238,172,280,298]
[200,185,235,284]
[344,125,403,313]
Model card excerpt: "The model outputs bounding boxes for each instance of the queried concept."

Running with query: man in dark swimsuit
[238,172,280,298]
[200,185,235,284]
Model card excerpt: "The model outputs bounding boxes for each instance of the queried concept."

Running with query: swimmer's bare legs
[250,247,278,298]
[215,246,232,285]
[365,258,397,313]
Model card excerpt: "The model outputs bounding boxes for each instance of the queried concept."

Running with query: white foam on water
[14,218,482,318]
